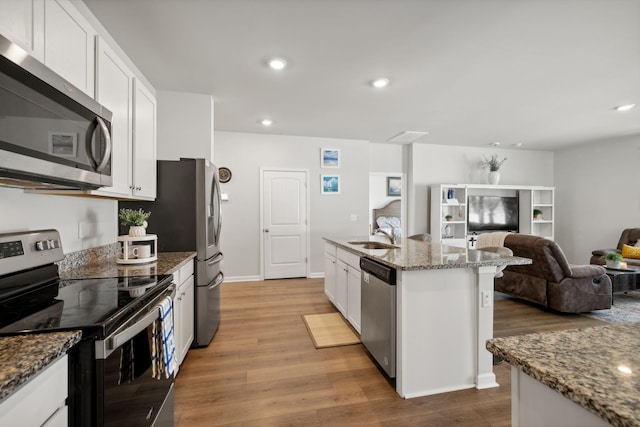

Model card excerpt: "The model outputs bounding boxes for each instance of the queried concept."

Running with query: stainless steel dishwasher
[360,257,397,378]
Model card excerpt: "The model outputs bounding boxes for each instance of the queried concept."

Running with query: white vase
[488,171,500,185]
[128,226,146,237]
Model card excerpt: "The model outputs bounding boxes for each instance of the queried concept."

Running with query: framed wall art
[320,148,340,168]
[321,174,340,194]
[387,176,401,197]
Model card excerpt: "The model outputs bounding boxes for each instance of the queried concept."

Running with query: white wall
[554,133,640,263]
[408,144,554,235]
[156,91,214,161]
[0,187,117,253]
[214,131,370,280]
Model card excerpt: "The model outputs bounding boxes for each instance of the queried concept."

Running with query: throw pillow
[636,239,640,247]
[621,244,640,259]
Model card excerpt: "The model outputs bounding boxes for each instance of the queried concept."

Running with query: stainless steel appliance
[360,257,397,378]
[0,229,175,426]
[0,33,113,190]
[121,158,223,347]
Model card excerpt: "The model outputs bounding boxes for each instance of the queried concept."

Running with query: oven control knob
[36,240,48,251]
[48,239,59,249]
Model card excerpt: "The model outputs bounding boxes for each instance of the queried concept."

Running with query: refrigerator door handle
[208,272,224,290]
[207,252,224,266]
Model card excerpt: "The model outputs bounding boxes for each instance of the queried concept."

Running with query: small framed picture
[48,132,77,158]
[387,176,401,197]
[320,148,340,168]
[321,174,340,194]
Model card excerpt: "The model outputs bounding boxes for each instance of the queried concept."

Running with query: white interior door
[262,170,308,279]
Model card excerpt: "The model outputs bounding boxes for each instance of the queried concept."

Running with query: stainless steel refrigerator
[120,158,223,347]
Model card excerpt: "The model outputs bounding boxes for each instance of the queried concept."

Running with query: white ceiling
[82,0,640,150]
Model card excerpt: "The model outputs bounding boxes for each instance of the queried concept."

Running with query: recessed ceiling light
[615,104,635,112]
[267,58,287,70]
[371,78,390,89]
[259,119,273,126]
[491,141,501,147]
[512,142,523,147]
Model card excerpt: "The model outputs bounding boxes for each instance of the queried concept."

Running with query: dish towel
[151,296,176,379]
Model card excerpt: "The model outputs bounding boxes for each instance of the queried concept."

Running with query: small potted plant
[444,215,453,221]
[119,208,151,237]
[601,251,624,269]
[533,209,543,220]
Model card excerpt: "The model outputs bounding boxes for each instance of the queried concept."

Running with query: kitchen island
[487,324,640,427]
[323,236,530,398]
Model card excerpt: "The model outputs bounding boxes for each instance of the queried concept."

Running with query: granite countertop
[487,324,640,427]
[324,236,530,271]
[0,331,82,402]
[59,251,197,280]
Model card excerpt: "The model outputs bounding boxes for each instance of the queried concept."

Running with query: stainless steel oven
[0,230,175,427]
[95,284,175,427]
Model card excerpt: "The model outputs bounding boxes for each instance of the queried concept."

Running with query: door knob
[264,228,270,233]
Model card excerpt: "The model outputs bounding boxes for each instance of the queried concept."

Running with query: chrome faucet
[374,228,396,245]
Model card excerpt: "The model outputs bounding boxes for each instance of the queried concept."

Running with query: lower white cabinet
[0,355,68,427]
[323,244,337,303]
[173,261,195,372]
[324,243,361,333]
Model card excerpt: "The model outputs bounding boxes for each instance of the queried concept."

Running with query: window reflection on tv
[467,196,519,232]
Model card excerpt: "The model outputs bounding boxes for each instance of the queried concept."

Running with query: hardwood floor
[174,278,606,426]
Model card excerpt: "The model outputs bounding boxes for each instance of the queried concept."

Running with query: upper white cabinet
[132,79,157,199]
[43,0,95,96]
[96,36,134,198]
[0,0,44,58]
[93,37,156,200]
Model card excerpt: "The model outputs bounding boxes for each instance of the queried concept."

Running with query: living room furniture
[604,267,640,302]
[429,184,555,248]
[590,228,640,268]
[497,234,611,313]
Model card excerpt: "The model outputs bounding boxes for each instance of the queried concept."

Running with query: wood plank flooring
[174,278,606,426]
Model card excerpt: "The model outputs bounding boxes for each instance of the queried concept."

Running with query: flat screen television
[467,195,519,233]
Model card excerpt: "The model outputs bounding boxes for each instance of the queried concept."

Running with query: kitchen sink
[348,241,399,250]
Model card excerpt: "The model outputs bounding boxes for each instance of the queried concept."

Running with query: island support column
[396,266,499,398]
[476,265,499,389]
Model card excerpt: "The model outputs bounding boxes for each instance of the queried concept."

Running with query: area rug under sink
[302,313,360,348]
[582,292,640,324]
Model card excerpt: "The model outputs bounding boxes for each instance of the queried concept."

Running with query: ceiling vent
[386,131,429,143]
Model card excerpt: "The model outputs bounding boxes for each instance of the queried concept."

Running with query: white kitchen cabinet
[335,259,348,317]
[95,37,156,200]
[0,0,44,59]
[173,261,195,372]
[346,264,361,333]
[323,243,337,303]
[0,355,68,427]
[132,79,157,199]
[95,36,133,198]
[43,0,95,96]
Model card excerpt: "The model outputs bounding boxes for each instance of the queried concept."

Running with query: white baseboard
[223,275,261,283]
[223,273,325,282]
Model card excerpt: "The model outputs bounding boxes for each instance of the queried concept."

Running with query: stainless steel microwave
[0,33,113,190]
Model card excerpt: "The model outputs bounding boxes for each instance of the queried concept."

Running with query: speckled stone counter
[0,331,81,402]
[323,236,530,270]
[59,251,196,280]
[487,324,640,427]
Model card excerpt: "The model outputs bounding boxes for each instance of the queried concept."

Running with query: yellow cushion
[621,244,640,259]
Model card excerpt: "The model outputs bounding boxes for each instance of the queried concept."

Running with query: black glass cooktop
[0,274,172,337]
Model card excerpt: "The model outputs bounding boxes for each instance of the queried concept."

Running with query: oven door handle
[95,306,160,360]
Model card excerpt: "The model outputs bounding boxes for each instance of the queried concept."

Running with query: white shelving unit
[117,234,158,264]
[429,184,555,248]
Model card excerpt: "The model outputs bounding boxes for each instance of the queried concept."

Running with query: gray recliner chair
[590,228,640,267]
